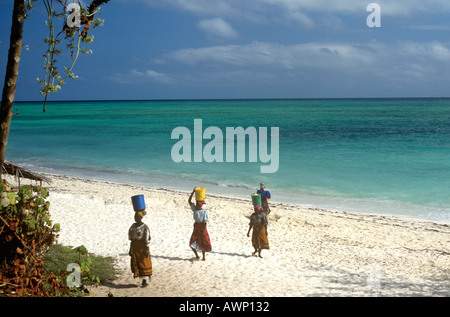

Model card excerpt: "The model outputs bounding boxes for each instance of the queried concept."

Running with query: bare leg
[202,250,206,261]
[191,247,200,260]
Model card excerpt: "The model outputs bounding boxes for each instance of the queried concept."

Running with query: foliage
[0,180,117,296]
[0,179,65,296]
[44,244,117,290]
[34,0,106,111]
[66,245,101,286]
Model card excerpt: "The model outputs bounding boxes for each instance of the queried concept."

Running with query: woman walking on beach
[128,210,152,287]
[257,183,271,216]
[188,187,212,261]
[247,205,270,258]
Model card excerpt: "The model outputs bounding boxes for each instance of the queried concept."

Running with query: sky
[1,0,450,101]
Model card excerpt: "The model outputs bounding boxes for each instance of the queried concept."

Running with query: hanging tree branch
[39,0,110,112]
[81,0,110,37]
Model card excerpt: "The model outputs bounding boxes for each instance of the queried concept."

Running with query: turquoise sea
[7,98,450,222]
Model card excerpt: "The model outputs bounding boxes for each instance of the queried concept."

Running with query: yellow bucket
[195,187,206,201]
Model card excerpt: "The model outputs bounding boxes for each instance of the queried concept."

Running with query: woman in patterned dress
[247,205,269,258]
[188,188,212,261]
[128,210,152,287]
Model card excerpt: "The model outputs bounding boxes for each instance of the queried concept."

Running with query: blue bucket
[131,195,146,211]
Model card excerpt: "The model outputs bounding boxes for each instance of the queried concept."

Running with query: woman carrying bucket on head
[257,183,271,216]
[128,194,152,287]
[188,187,212,261]
[247,193,269,258]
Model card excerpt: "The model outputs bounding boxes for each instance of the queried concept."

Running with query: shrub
[0,179,65,296]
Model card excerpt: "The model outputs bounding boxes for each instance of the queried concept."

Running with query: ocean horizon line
[15,96,450,104]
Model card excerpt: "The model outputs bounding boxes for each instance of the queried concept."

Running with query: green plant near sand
[0,179,117,296]
[44,243,118,291]
[0,179,61,296]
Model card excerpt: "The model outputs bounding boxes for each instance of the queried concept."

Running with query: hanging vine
[37,0,108,112]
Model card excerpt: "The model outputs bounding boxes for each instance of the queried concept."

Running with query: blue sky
[1,0,450,100]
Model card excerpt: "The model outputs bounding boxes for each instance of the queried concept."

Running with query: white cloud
[287,11,315,28]
[111,40,450,88]
[163,40,450,84]
[108,39,450,98]
[131,0,450,34]
[197,18,239,40]
[399,41,450,62]
[258,0,450,16]
[110,69,172,84]
[137,0,450,20]
[136,0,238,16]
[142,70,173,83]
[407,24,450,31]
[166,41,378,69]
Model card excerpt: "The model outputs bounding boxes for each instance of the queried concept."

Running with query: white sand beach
[22,173,450,297]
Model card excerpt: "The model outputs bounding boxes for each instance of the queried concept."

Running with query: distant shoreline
[14,96,450,104]
[38,171,450,228]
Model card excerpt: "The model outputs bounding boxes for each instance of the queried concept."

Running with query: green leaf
[74,245,88,255]
[63,246,73,253]
[7,192,16,205]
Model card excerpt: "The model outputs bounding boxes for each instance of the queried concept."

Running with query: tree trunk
[0,0,26,174]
